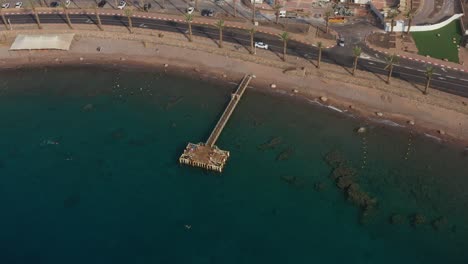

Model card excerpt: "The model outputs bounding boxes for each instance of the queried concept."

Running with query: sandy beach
[0,27,467,146]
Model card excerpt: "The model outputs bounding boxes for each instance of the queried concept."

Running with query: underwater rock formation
[258,137,282,150]
[411,214,427,227]
[276,147,294,161]
[431,217,448,231]
[389,214,406,225]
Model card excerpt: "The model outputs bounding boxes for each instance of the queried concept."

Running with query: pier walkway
[206,74,252,147]
[179,74,253,172]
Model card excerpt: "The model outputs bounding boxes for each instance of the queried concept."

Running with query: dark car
[98,0,107,7]
[50,1,59,7]
[201,9,214,17]
[143,3,152,11]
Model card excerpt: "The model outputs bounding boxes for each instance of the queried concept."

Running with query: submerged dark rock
[276,147,294,161]
[389,214,406,225]
[411,214,427,227]
[431,217,448,231]
[280,175,297,185]
[258,137,282,151]
[324,150,347,168]
[165,96,184,110]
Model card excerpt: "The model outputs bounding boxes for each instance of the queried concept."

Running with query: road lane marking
[367,62,374,65]
[446,76,456,79]
[438,77,446,80]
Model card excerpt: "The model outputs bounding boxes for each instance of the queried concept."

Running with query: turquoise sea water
[0,67,467,263]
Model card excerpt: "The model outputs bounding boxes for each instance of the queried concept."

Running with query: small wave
[327,105,343,113]
[369,118,404,127]
[424,133,442,141]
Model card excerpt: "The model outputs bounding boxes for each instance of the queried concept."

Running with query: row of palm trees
[13,2,435,94]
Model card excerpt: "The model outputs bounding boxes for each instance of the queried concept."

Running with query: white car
[186,7,194,14]
[1,3,10,8]
[65,0,70,7]
[255,42,268,50]
[117,1,126,9]
[15,2,22,8]
[338,37,345,47]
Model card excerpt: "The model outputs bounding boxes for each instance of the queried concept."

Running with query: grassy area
[411,20,462,63]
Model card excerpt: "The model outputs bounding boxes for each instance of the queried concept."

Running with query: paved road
[413,0,455,25]
[2,13,468,97]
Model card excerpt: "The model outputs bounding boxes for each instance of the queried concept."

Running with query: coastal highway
[2,13,468,97]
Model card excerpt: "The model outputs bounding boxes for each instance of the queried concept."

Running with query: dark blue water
[0,67,467,263]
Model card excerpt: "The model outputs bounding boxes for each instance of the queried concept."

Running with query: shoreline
[4,61,464,149]
[0,37,467,147]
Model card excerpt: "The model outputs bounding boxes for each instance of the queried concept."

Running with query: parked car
[255,42,268,50]
[15,2,22,8]
[117,1,126,9]
[338,37,345,47]
[279,10,297,18]
[201,9,214,17]
[98,0,107,7]
[186,7,194,14]
[143,3,151,11]
[65,0,70,7]
[50,1,59,7]
[1,3,10,8]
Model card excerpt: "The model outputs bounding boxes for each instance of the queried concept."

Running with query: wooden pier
[179,74,253,172]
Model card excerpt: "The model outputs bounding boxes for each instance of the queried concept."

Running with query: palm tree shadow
[151,0,163,9]
[192,24,219,46]
[223,1,249,20]
[114,15,132,33]
[167,0,185,14]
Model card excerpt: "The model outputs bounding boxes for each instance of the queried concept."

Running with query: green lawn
[411,20,462,63]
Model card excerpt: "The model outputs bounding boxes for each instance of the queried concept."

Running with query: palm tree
[317,41,323,68]
[405,10,413,35]
[184,13,193,42]
[352,46,362,76]
[252,1,256,23]
[384,54,399,84]
[62,2,73,29]
[248,27,256,54]
[273,4,282,24]
[94,5,103,31]
[324,10,331,33]
[387,9,397,33]
[29,0,42,29]
[279,31,289,61]
[215,19,225,48]
[233,0,237,17]
[0,2,9,30]
[424,66,434,95]
[124,8,133,34]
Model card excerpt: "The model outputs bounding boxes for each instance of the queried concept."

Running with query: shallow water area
[0,66,467,263]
